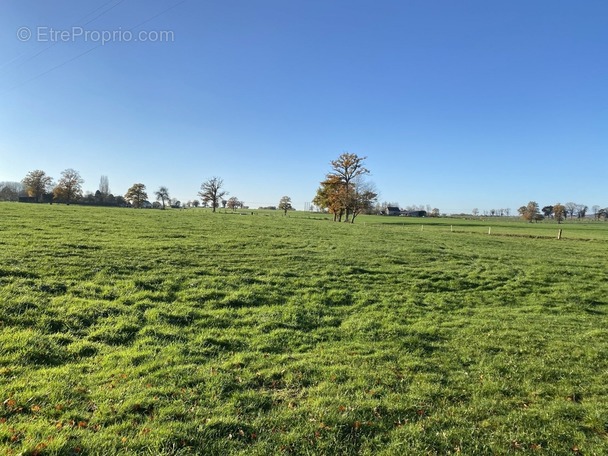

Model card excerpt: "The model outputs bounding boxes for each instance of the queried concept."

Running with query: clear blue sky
[1,0,606,213]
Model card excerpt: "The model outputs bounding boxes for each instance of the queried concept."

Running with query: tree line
[518,202,608,223]
[5,161,606,224]
[4,169,294,214]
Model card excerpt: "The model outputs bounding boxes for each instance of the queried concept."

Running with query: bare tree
[592,205,601,220]
[99,175,110,197]
[349,178,378,223]
[577,204,588,219]
[472,208,479,216]
[155,186,170,209]
[53,169,84,204]
[565,202,577,219]
[198,177,227,212]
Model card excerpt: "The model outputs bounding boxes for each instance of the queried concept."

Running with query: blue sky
[1,0,606,213]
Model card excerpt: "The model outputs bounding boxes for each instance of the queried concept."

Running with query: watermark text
[17,26,174,45]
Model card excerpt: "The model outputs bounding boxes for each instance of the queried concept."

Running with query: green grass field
[1,203,607,455]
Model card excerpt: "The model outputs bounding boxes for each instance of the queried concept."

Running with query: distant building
[18,193,53,204]
[403,210,427,217]
[383,206,401,216]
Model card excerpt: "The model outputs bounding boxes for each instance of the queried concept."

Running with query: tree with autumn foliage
[314,153,377,223]
[518,201,541,222]
[313,175,348,221]
[553,203,566,224]
[22,170,54,202]
[53,169,84,204]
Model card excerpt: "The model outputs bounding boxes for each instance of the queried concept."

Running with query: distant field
[1,203,607,455]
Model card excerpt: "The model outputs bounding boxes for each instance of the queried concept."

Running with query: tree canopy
[227,196,243,211]
[553,203,566,224]
[125,183,148,208]
[53,169,84,204]
[22,170,53,202]
[313,153,376,223]
[278,196,293,215]
[518,201,542,222]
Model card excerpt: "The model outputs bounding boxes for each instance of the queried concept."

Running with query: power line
[82,0,127,26]
[127,0,188,32]
[2,0,188,93]
[0,0,125,75]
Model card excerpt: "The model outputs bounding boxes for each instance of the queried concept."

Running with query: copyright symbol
[17,27,32,42]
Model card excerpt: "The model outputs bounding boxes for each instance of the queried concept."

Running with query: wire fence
[356,219,608,242]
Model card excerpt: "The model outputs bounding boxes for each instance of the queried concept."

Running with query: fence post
[557,229,562,240]
[488,227,491,235]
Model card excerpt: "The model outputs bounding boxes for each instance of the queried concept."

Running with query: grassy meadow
[1,203,607,455]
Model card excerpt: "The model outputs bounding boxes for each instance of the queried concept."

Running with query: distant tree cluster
[517,201,606,223]
[313,153,378,223]
[14,170,128,207]
[13,169,183,209]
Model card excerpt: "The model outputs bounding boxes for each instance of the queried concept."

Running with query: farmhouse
[383,206,401,216]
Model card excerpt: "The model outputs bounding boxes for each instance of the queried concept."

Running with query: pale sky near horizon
[1,0,606,213]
